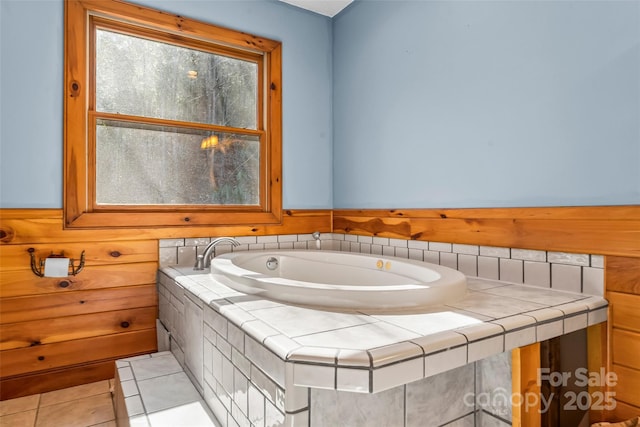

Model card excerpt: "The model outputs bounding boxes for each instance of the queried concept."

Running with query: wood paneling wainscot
[0,208,332,400]
[0,214,159,399]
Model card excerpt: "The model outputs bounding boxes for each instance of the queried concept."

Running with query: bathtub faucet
[194,237,241,270]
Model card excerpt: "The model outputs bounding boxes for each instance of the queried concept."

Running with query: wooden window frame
[64,0,282,228]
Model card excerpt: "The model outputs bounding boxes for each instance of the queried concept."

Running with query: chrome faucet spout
[194,237,241,270]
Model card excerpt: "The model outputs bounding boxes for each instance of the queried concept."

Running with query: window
[64,0,282,228]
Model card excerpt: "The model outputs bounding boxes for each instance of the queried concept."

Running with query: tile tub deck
[157,266,608,426]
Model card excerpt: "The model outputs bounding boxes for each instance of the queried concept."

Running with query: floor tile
[0,394,40,416]
[35,393,114,427]
[39,380,111,407]
[0,408,37,426]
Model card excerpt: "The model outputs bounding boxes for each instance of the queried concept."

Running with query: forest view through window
[94,26,261,206]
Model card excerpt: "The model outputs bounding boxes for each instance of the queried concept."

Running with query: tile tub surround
[159,233,605,297]
[157,264,607,426]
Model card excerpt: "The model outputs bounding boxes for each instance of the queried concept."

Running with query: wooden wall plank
[0,284,157,324]
[332,206,640,220]
[612,364,640,408]
[1,306,157,351]
[1,329,157,378]
[0,209,62,220]
[607,292,640,333]
[606,256,640,295]
[0,240,158,270]
[0,262,157,298]
[612,329,640,371]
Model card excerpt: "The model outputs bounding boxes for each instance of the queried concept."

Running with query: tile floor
[0,380,115,427]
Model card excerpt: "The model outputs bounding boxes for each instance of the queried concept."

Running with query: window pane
[96,29,258,129]
[95,119,260,206]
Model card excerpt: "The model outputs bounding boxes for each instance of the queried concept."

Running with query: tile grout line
[33,393,41,427]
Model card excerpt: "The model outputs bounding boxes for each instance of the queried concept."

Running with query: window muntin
[64,0,282,228]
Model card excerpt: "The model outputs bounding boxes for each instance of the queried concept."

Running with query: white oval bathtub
[210,250,467,311]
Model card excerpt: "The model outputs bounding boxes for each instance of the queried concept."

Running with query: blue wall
[2,0,639,210]
[333,0,640,208]
[0,0,334,209]
[1,0,64,208]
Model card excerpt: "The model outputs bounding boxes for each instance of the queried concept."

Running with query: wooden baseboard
[0,359,115,400]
